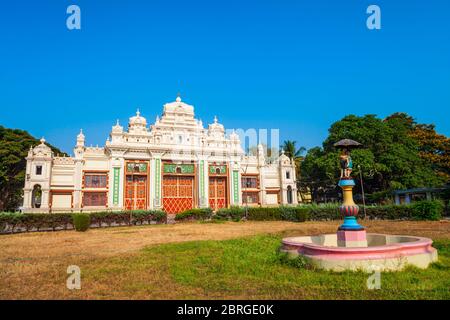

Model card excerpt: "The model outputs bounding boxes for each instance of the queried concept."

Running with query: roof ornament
[136,108,141,117]
[116,119,120,126]
[40,137,46,144]
[214,115,218,124]
[176,92,181,103]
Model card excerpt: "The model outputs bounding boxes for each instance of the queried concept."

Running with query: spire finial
[40,137,46,144]
[214,115,218,123]
[136,108,140,116]
[116,119,120,126]
[176,92,181,102]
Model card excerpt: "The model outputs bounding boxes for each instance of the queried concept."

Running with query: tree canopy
[301,113,448,202]
[0,126,66,211]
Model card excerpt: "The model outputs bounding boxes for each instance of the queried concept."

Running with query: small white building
[23,96,297,213]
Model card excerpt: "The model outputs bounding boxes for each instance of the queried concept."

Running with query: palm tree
[281,140,306,160]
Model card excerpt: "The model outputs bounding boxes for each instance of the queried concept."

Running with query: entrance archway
[32,184,42,208]
[287,186,293,204]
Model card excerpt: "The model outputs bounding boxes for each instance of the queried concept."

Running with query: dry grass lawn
[0,220,449,299]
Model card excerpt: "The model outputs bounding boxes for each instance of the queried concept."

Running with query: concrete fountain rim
[281,233,434,254]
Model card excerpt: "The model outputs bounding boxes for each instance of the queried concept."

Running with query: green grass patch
[83,235,450,299]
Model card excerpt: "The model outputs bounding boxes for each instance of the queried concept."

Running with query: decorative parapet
[53,157,75,165]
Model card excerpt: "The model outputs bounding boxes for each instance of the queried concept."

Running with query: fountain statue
[280,139,438,272]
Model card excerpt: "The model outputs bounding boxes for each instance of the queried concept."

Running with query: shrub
[410,200,444,221]
[362,205,413,220]
[214,206,245,221]
[247,207,282,221]
[0,213,21,233]
[175,208,213,221]
[0,212,72,233]
[72,213,91,231]
[0,210,166,234]
[306,203,340,221]
[89,210,167,227]
[279,206,296,221]
[294,207,309,222]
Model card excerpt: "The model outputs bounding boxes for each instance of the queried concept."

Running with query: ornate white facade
[23,96,297,213]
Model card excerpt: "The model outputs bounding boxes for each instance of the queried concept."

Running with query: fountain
[281,139,438,272]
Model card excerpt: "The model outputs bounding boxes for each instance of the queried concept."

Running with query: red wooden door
[125,175,147,210]
[209,177,227,211]
[162,176,194,214]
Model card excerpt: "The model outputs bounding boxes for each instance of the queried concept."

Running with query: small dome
[129,109,147,127]
[112,119,123,133]
[229,130,239,141]
[77,129,85,140]
[208,116,224,133]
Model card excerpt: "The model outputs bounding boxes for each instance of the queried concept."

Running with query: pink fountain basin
[281,233,438,272]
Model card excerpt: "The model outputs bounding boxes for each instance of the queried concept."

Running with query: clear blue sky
[0,0,449,155]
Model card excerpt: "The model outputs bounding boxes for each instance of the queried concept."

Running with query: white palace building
[22,96,298,213]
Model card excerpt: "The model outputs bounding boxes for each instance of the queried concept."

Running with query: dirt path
[0,220,448,299]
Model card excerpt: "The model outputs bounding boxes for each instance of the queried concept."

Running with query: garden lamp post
[358,164,367,220]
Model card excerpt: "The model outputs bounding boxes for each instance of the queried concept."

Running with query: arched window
[32,184,42,208]
[287,186,293,204]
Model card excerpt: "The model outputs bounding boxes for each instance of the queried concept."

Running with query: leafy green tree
[301,113,446,203]
[410,123,450,181]
[0,126,66,211]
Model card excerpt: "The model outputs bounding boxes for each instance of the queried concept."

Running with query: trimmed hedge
[0,213,72,233]
[215,206,245,221]
[175,208,213,221]
[0,210,166,234]
[247,207,282,221]
[0,200,443,234]
[89,210,166,227]
[72,213,90,232]
[179,200,444,223]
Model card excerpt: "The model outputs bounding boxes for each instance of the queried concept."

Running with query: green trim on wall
[163,163,195,174]
[209,165,227,174]
[113,167,120,205]
[155,159,161,201]
[200,160,205,199]
[233,170,239,204]
[126,162,147,173]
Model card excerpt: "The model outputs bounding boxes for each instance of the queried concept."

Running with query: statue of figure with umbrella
[339,148,353,178]
[333,139,367,247]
